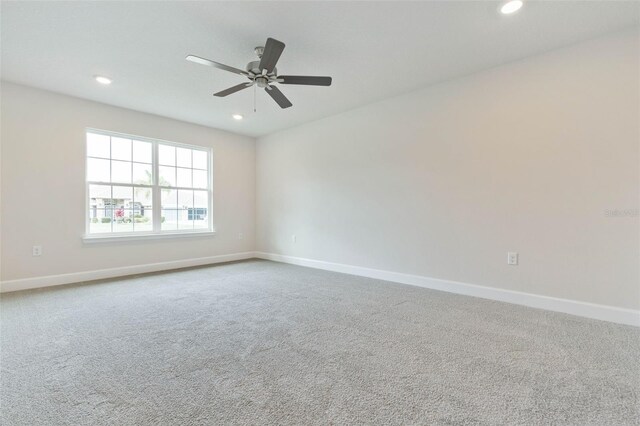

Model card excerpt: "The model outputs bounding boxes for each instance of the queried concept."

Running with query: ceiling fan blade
[258,38,285,73]
[265,86,292,109]
[214,83,251,97]
[186,55,248,76]
[278,76,332,86]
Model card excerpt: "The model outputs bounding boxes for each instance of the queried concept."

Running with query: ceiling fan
[186,37,332,109]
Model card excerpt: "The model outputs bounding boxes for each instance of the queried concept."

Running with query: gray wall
[256,30,640,310]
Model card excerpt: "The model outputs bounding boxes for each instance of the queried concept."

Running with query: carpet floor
[1,259,638,425]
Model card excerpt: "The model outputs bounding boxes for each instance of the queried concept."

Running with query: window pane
[178,189,193,209]
[133,140,151,163]
[159,145,175,166]
[192,170,208,189]
[161,188,177,209]
[111,137,131,161]
[133,187,153,232]
[161,209,178,230]
[193,191,208,229]
[192,150,207,170]
[194,190,208,208]
[193,191,209,229]
[177,190,194,230]
[87,133,110,158]
[113,209,134,233]
[87,158,110,182]
[89,184,111,199]
[193,213,208,229]
[134,187,152,206]
[89,207,113,233]
[178,209,193,230]
[177,168,192,188]
[159,166,176,187]
[89,184,113,233]
[176,147,192,168]
[112,186,133,207]
[133,210,153,232]
[132,163,152,185]
[111,160,132,184]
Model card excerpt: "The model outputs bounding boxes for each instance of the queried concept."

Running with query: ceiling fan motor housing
[246,60,276,78]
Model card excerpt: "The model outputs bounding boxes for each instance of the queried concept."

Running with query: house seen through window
[86,130,212,237]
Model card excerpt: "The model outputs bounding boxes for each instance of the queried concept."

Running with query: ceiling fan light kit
[186,37,332,110]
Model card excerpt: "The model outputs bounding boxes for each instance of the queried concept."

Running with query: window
[85,130,212,239]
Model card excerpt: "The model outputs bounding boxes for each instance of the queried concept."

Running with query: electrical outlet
[32,245,43,257]
[507,252,518,265]
[238,232,244,240]
[292,234,297,243]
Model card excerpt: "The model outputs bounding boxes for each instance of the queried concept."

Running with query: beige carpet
[1,259,638,425]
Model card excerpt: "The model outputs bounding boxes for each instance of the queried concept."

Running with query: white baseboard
[0,251,257,293]
[3,250,638,327]
[255,252,640,327]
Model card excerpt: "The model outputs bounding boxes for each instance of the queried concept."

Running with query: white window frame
[83,128,215,243]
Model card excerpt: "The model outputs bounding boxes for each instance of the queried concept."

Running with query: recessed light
[94,75,112,85]
[232,114,243,120]
[500,0,523,14]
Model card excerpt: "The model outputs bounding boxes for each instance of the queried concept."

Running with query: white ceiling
[2,1,639,137]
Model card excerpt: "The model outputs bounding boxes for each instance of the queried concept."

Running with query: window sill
[82,230,216,244]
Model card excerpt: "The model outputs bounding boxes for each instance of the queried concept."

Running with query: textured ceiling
[2,1,639,137]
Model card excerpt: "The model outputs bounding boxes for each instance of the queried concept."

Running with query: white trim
[86,127,205,150]
[82,230,216,244]
[0,252,256,293]
[152,138,161,232]
[3,250,637,327]
[255,252,640,327]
